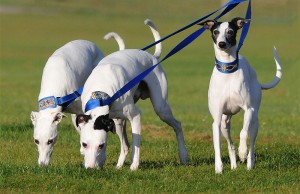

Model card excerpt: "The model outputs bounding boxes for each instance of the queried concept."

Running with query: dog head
[199,17,250,51]
[76,112,115,169]
[31,111,65,166]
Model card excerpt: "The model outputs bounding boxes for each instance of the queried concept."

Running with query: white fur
[31,37,124,166]
[202,19,282,173]
[78,19,188,170]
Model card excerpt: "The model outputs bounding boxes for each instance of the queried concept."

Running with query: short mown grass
[1,0,299,193]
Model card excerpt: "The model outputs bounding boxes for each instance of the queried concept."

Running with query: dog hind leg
[145,71,188,164]
[153,99,188,165]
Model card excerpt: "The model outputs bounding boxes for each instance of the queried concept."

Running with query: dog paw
[116,164,123,169]
[215,165,223,174]
[130,161,139,171]
[238,147,248,163]
[247,156,255,170]
[215,161,223,174]
[179,155,188,165]
[231,162,237,170]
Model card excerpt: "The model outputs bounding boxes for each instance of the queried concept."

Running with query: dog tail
[104,32,125,51]
[261,47,282,90]
[144,19,162,59]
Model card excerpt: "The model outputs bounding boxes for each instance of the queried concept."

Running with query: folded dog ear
[76,114,91,127]
[30,111,39,126]
[94,114,115,133]
[198,20,216,30]
[231,17,250,29]
[52,112,67,125]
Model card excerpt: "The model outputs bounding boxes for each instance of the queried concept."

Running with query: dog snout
[38,158,50,166]
[84,161,96,169]
[218,41,227,49]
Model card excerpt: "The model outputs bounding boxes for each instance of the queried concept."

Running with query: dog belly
[223,101,241,115]
[209,90,243,116]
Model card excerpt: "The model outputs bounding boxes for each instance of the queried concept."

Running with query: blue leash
[142,0,247,51]
[237,0,251,53]
[85,0,251,112]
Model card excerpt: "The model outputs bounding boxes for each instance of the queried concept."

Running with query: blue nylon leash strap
[57,87,83,108]
[84,0,250,113]
[142,0,247,51]
[237,0,251,53]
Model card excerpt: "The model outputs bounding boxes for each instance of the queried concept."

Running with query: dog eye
[34,139,39,144]
[213,29,220,36]
[98,144,104,150]
[227,29,234,35]
[47,139,54,145]
[82,142,87,148]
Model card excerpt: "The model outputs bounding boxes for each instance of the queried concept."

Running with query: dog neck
[214,44,238,63]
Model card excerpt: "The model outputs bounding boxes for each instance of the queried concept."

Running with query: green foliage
[0,0,299,193]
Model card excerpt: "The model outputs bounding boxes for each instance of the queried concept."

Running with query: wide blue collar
[38,87,83,111]
[215,58,239,74]
[85,91,111,113]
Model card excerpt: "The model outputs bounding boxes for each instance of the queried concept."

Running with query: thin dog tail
[104,32,125,50]
[261,47,282,90]
[144,19,162,59]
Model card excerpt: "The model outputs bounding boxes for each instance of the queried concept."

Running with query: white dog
[199,18,282,173]
[76,19,189,170]
[31,36,124,166]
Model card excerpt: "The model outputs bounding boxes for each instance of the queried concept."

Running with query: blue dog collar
[215,58,239,74]
[38,87,83,111]
[85,91,110,113]
[38,96,58,110]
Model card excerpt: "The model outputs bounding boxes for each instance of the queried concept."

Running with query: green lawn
[0,0,299,193]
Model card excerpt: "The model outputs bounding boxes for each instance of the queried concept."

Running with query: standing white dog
[76,19,188,170]
[199,18,282,173]
[31,36,124,166]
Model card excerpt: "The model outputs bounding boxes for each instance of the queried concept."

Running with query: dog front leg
[239,108,254,163]
[128,109,141,171]
[247,112,258,170]
[212,116,223,174]
[115,119,130,169]
[221,114,237,170]
[96,144,107,168]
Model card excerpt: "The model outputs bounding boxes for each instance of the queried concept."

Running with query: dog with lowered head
[76,19,188,170]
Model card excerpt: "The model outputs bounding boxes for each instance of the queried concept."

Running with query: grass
[0,0,300,193]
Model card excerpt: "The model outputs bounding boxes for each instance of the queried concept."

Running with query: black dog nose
[218,42,227,49]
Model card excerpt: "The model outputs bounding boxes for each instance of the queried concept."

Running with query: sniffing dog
[199,17,282,173]
[31,35,124,166]
[76,19,188,170]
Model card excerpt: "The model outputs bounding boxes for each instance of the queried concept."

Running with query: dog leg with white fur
[220,115,237,169]
[115,119,130,168]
